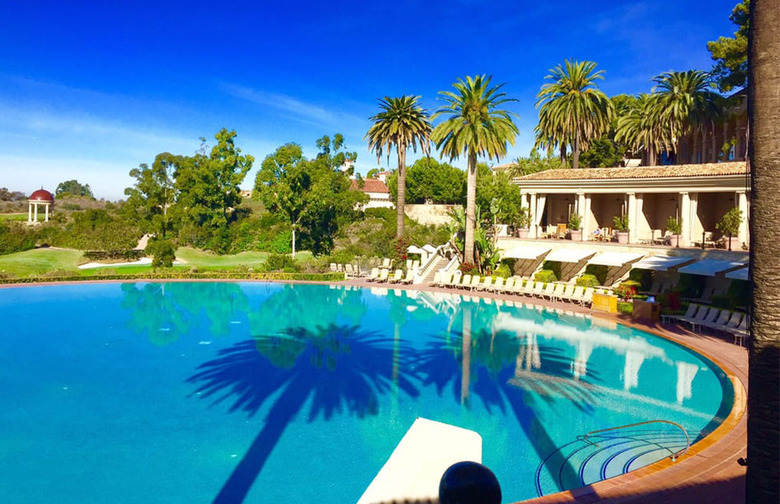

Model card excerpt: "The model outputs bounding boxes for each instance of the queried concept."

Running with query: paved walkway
[342,278,748,504]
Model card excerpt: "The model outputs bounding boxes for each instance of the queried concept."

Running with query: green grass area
[0,213,27,222]
[175,247,311,269]
[0,248,84,277]
[0,246,315,279]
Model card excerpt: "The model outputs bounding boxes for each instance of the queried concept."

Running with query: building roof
[29,189,54,202]
[350,178,390,194]
[515,161,748,182]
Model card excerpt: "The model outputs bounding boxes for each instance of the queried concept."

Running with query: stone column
[576,192,585,240]
[528,193,537,238]
[583,194,592,240]
[679,192,691,246]
[28,203,32,223]
[44,203,50,222]
[33,203,38,222]
[737,190,749,246]
[627,192,637,243]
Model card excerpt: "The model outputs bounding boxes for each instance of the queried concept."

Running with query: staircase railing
[578,419,690,461]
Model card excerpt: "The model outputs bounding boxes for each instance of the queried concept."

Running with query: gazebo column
[528,192,537,238]
[679,192,691,246]
[536,194,547,238]
[737,190,749,246]
[33,203,38,222]
[627,192,637,243]
[45,203,50,222]
[28,204,32,223]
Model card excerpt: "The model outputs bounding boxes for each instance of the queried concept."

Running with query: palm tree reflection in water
[414,302,601,491]
[187,323,419,503]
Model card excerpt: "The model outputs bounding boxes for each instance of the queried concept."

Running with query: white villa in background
[512,161,750,249]
[350,172,394,209]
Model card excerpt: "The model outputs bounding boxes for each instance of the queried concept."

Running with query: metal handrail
[577,420,690,462]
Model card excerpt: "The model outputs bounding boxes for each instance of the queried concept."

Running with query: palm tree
[615,94,670,166]
[746,1,780,502]
[432,75,518,264]
[652,70,720,161]
[365,96,432,239]
[535,60,614,169]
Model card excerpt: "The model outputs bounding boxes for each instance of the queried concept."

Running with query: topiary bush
[576,274,600,288]
[583,264,609,285]
[542,260,562,282]
[495,264,512,278]
[534,269,557,283]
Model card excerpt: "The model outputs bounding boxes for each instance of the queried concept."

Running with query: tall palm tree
[432,75,518,264]
[365,96,432,239]
[746,1,780,502]
[652,70,720,161]
[615,93,670,166]
[535,60,614,169]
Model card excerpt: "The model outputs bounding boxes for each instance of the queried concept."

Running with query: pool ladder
[535,420,691,497]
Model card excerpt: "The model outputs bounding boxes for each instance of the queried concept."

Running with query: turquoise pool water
[0,282,733,503]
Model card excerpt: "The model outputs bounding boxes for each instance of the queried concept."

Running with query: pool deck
[342,278,748,504]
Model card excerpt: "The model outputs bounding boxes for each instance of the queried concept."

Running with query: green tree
[174,129,254,252]
[123,152,178,238]
[652,70,720,160]
[708,0,750,92]
[615,93,670,165]
[365,96,432,239]
[746,2,780,501]
[475,164,523,229]
[535,60,614,169]
[255,138,366,257]
[386,157,466,204]
[55,179,94,198]
[432,75,518,264]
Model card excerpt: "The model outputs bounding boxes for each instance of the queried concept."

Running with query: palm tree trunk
[572,136,580,169]
[560,144,567,165]
[464,151,477,264]
[396,144,407,239]
[747,2,780,502]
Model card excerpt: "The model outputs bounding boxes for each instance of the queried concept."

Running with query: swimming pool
[0,282,733,503]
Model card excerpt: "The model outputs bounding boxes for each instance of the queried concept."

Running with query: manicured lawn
[175,247,311,269]
[0,246,312,279]
[0,213,27,222]
[0,248,84,277]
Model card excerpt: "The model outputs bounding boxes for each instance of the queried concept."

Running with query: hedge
[83,250,145,261]
[1,271,346,285]
[534,269,557,283]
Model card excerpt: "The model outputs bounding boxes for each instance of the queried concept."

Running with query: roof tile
[515,161,748,181]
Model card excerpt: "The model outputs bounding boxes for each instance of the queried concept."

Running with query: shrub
[542,260,562,282]
[264,253,298,272]
[495,264,512,278]
[628,268,653,291]
[459,262,479,275]
[568,213,582,230]
[583,264,609,285]
[145,239,176,268]
[675,273,703,299]
[612,214,629,232]
[534,269,557,283]
[83,250,144,261]
[576,274,600,288]
[710,294,731,309]
[615,283,638,301]
[329,250,356,265]
[0,222,37,255]
[617,301,634,315]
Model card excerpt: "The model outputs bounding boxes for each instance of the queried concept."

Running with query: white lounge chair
[662,303,699,325]
[581,287,595,306]
[532,281,546,297]
[500,277,515,293]
[388,269,404,284]
[681,305,713,331]
[458,274,472,289]
[540,282,556,299]
[469,275,482,291]
[376,268,390,283]
[725,315,749,345]
[550,283,566,302]
[366,267,380,282]
[400,269,415,284]
[701,310,732,332]
[432,272,443,286]
[569,286,585,304]
[477,276,493,291]
[489,277,505,292]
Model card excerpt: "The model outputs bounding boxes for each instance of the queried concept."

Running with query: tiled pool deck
[344,278,748,504]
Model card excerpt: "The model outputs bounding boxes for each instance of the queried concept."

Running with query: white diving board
[357,418,482,504]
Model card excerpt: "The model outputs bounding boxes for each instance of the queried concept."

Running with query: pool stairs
[357,417,482,504]
[534,420,691,497]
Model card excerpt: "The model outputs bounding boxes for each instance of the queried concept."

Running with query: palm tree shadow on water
[187,323,420,504]
[413,311,604,495]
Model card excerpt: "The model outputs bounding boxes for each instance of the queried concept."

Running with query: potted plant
[666,216,682,247]
[568,213,582,241]
[613,215,629,244]
[716,207,743,251]
[516,207,531,239]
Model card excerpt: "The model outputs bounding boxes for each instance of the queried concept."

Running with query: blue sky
[0,0,738,200]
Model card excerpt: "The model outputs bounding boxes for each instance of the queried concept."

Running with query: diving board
[357,418,482,504]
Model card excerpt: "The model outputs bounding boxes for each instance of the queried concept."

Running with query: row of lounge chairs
[662,303,749,345]
[431,272,598,307]
[364,268,415,284]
